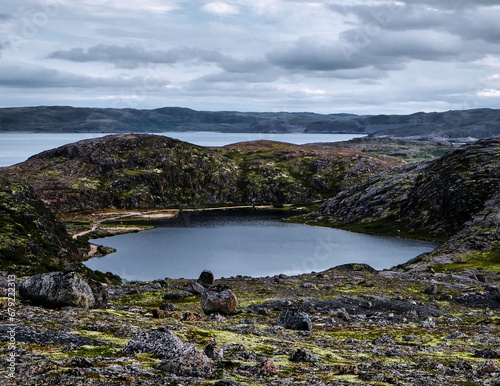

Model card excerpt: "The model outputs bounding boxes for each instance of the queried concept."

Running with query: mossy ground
[3,264,498,385]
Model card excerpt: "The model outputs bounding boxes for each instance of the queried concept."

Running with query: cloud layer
[0,0,499,113]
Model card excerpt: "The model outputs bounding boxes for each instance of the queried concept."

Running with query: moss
[111,291,165,308]
[432,250,500,273]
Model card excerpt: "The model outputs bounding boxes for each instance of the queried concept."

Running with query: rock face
[0,178,84,275]
[318,137,500,268]
[19,271,107,309]
[123,328,213,378]
[200,285,238,315]
[276,309,312,331]
[2,134,399,213]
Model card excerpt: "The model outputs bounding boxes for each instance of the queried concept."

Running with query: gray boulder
[197,269,215,286]
[19,271,106,309]
[123,328,213,378]
[187,281,206,295]
[122,328,185,358]
[276,309,312,331]
[201,285,238,315]
[290,348,324,363]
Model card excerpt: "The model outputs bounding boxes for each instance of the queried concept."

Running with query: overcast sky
[1,0,499,114]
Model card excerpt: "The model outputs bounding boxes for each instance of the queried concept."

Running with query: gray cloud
[0,63,169,89]
[48,44,228,69]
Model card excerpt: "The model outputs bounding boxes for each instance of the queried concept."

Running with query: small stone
[249,359,277,377]
[159,302,179,311]
[162,291,193,300]
[338,364,359,375]
[181,312,204,322]
[476,359,500,374]
[290,348,323,363]
[424,284,439,295]
[187,281,206,295]
[276,309,312,331]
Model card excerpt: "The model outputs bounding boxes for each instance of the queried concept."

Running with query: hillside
[316,136,500,271]
[1,106,500,141]
[0,178,86,275]
[1,134,400,214]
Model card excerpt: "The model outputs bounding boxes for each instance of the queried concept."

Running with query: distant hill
[1,106,500,141]
[0,134,400,214]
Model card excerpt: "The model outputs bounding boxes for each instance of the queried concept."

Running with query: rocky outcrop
[200,284,238,315]
[0,178,85,275]
[1,134,400,213]
[317,137,500,269]
[19,271,107,309]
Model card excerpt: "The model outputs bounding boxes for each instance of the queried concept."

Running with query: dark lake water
[85,210,439,281]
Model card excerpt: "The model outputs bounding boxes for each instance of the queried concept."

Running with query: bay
[85,210,438,281]
[0,132,365,167]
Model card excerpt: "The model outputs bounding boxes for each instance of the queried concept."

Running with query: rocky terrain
[1,134,400,214]
[0,178,87,276]
[1,106,500,141]
[0,134,498,385]
[0,265,499,386]
[315,136,500,273]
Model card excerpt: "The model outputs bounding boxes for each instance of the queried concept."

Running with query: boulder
[276,309,312,331]
[19,271,106,309]
[157,345,214,378]
[290,348,324,363]
[201,285,238,315]
[122,328,185,359]
[197,269,215,286]
[187,281,206,295]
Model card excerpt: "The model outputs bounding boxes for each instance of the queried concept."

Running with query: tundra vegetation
[0,134,498,385]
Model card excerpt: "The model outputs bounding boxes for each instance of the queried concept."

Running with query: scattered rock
[159,302,179,311]
[290,348,323,363]
[249,359,277,377]
[475,348,500,359]
[475,360,500,374]
[204,338,223,359]
[157,344,214,378]
[122,328,185,359]
[151,309,180,319]
[338,364,359,375]
[197,269,214,286]
[19,271,106,309]
[373,334,395,345]
[181,312,204,322]
[162,291,193,300]
[424,284,439,295]
[214,381,242,386]
[200,285,238,315]
[276,309,312,331]
[187,281,206,295]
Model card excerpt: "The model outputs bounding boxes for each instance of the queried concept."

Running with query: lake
[0,132,365,167]
[85,210,438,281]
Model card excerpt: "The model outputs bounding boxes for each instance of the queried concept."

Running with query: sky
[0,0,499,114]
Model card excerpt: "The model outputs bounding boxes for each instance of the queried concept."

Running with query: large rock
[197,269,215,286]
[276,309,312,331]
[123,328,213,378]
[201,285,238,315]
[19,271,106,309]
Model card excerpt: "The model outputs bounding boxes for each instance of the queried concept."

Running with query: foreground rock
[276,309,312,331]
[19,271,107,309]
[200,284,238,315]
[123,328,213,378]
